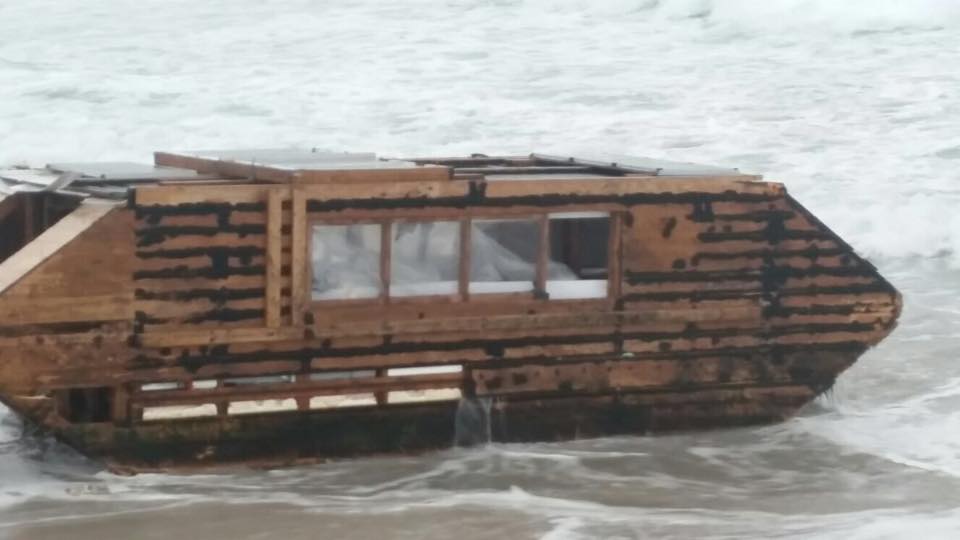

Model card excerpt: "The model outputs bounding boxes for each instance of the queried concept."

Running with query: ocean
[1,1,959,538]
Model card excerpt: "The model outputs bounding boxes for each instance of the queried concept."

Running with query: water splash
[453,397,492,448]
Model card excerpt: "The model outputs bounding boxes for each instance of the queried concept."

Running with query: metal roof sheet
[533,153,742,176]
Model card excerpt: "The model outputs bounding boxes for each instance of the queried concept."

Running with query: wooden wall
[122,177,898,407]
[132,188,276,331]
[0,202,133,397]
[0,175,900,457]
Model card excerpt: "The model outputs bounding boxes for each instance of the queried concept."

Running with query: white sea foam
[650,0,960,34]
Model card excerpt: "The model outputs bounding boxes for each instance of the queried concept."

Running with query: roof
[0,150,754,201]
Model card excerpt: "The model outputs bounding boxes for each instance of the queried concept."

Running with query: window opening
[62,387,113,423]
[390,221,460,297]
[468,219,540,294]
[545,212,610,299]
[142,404,218,421]
[311,223,382,300]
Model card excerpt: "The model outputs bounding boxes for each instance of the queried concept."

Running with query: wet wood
[0,201,119,295]
[290,189,307,321]
[134,372,463,407]
[265,190,283,327]
[0,151,901,472]
[294,166,451,184]
[0,294,132,325]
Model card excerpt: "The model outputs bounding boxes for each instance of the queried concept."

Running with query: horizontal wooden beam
[134,184,280,205]
[137,305,761,348]
[133,372,463,407]
[0,294,132,325]
[293,166,451,184]
[154,152,293,183]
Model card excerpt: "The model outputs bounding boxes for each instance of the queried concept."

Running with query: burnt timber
[0,150,900,472]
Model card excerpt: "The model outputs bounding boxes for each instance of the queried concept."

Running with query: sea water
[1,1,959,538]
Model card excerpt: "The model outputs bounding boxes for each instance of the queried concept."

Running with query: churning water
[1,1,959,538]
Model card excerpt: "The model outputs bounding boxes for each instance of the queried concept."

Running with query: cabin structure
[0,150,900,472]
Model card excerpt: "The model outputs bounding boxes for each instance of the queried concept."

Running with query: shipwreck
[0,150,900,471]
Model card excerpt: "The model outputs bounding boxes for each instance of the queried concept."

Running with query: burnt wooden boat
[0,150,900,472]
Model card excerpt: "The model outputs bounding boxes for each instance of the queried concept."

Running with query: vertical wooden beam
[215,379,228,416]
[265,190,282,327]
[459,218,471,300]
[294,373,310,411]
[380,220,392,302]
[291,189,307,324]
[608,212,623,300]
[112,384,130,424]
[375,367,387,405]
[535,214,549,297]
[130,404,144,422]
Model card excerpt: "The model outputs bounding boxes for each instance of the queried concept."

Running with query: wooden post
[459,218,471,300]
[112,384,130,424]
[608,212,623,300]
[374,368,387,405]
[291,189,307,324]
[265,190,282,327]
[535,214,549,297]
[294,374,310,411]
[380,221,392,302]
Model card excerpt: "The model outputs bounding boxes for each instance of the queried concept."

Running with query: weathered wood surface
[0,154,900,471]
[0,201,120,296]
[154,151,452,185]
[59,384,814,471]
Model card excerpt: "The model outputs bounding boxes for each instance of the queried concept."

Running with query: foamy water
[2,1,959,538]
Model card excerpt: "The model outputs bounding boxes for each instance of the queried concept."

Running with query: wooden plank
[471,348,858,398]
[459,218,470,300]
[535,214,548,295]
[133,372,463,407]
[290,189,307,323]
[380,220,391,301]
[294,166,451,185]
[0,201,119,296]
[112,385,131,422]
[297,176,776,204]
[483,176,777,198]
[0,294,132,325]
[609,211,623,300]
[139,326,302,348]
[154,152,293,183]
[301,179,468,201]
[135,297,265,320]
[265,190,282,327]
[134,274,266,294]
[137,304,761,348]
[156,151,453,185]
[307,203,625,223]
[135,184,277,205]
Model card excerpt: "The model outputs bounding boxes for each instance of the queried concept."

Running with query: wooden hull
[60,381,819,472]
[0,152,900,472]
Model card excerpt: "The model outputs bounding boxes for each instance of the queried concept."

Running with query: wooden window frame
[301,207,624,312]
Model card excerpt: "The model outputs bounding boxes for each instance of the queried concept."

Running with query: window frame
[305,209,622,308]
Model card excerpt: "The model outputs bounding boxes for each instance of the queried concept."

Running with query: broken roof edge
[0,150,764,201]
[531,153,750,178]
